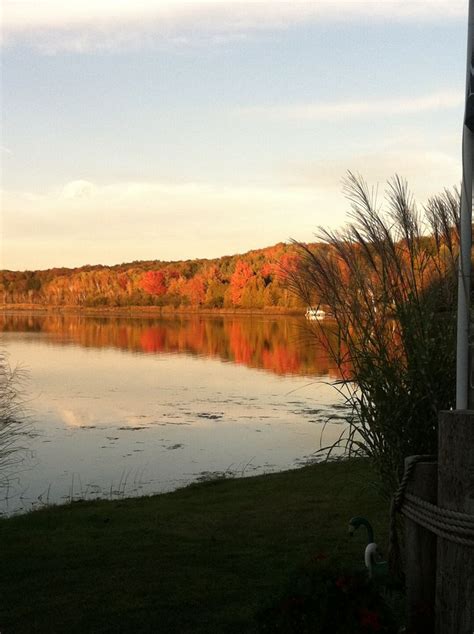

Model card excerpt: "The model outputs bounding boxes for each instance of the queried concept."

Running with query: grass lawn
[0,459,389,633]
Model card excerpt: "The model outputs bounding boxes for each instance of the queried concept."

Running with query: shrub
[289,173,460,496]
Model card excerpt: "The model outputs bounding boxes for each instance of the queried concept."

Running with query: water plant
[0,351,29,492]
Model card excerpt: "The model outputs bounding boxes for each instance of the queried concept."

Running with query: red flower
[359,607,381,631]
[313,552,328,561]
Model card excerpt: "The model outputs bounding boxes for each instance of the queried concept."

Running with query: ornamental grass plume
[289,172,460,497]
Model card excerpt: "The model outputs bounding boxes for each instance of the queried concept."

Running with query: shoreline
[0,459,391,632]
[0,303,304,318]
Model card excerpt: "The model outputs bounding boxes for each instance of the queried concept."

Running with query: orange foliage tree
[229,260,254,306]
[184,274,207,305]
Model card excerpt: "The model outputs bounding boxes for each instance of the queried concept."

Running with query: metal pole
[456,0,474,410]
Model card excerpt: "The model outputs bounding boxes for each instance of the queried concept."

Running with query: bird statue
[348,516,388,581]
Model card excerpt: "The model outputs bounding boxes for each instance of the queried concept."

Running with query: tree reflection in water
[0,313,342,379]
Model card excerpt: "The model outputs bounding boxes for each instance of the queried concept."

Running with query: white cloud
[61,180,97,199]
[2,1,466,53]
[286,149,461,204]
[236,91,464,121]
[2,150,461,270]
[1,179,345,269]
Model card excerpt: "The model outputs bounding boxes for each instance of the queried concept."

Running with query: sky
[0,0,469,270]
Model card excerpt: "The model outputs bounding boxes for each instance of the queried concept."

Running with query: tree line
[0,243,309,310]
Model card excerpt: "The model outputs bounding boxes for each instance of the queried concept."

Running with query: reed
[289,173,460,496]
[0,351,29,489]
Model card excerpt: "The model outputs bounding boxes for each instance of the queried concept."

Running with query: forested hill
[0,242,315,310]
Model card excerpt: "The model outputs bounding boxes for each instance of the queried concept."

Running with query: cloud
[236,91,464,121]
[286,149,461,204]
[2,179,345,269]
[2,147,462,271]
[61,180,97,199]
[2,1,466,53]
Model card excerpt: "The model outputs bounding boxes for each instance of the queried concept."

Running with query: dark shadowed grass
[0,459,388,633]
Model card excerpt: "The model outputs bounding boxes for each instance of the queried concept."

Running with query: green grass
[0,459,388,633]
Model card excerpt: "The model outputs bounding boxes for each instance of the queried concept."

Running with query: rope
[388,454,436,580]
[401,496,474,547]
[391,455,474,551]
[393,454,436,512]
[404,492,474,528]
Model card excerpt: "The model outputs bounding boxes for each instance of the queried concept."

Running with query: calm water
[0,312,347,515]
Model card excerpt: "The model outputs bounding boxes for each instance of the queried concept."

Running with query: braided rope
[404,493,474,528]
[401,498,474,547]
[392,455,474,548]
[393,454,436,511]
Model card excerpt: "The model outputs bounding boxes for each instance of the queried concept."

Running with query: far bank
[0,303,304,318]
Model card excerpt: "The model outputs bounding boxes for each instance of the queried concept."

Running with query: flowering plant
[256,555,398,633]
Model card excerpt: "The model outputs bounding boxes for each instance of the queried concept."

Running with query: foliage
[139,270,168,296]
[229,259,255,305]
[289,173,460,495]
[0,243,308,311]
[257,556,398,633]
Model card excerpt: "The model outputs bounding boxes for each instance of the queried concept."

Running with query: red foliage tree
[276,252,300,281]
[260,262,275,279]
[139,270,167,296]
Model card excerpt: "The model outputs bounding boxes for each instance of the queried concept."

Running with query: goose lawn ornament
[348,516,388,581]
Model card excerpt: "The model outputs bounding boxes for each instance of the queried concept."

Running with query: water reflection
[0,313,347,516]
[0,312,340,378]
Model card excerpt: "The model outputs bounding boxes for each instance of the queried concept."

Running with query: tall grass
[289,173,460,496]
[0,351,28,487]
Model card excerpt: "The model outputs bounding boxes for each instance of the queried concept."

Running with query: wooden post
[404,459,438,634]
[436,410,474,634]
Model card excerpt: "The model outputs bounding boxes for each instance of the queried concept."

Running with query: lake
[0,312,347,515]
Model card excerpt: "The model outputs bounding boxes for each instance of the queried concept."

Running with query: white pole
[456,0,474,410]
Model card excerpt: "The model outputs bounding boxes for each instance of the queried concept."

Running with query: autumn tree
[229,260,254,306]
[240,275,265,308]
[139,270,167,296]
[205,279,226,308]
[184,274,206,305]
[1,243,315,310]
